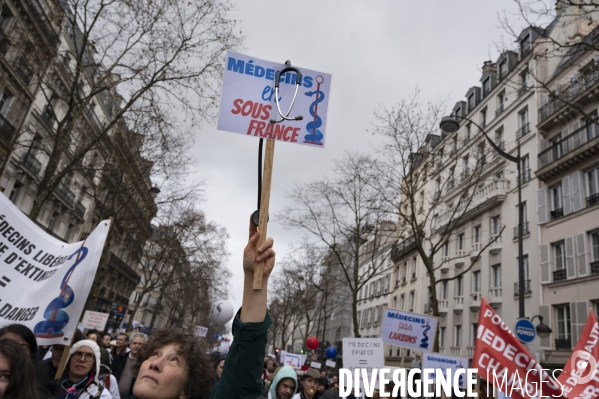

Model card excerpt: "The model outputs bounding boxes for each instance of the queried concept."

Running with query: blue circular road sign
[515,318,536,343]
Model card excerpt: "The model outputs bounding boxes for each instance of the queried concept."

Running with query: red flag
[473,298,563,399]
[558,311,599,399]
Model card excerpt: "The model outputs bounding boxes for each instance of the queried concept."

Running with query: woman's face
[69,346,96,381]
[216,359,225,379]
[0,353,10,397]
[133,343,189,399]
[87,333,98,343]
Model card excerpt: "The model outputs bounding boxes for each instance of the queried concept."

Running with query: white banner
[422,353,469,388]
[281,352,303,369]
[0,193,110,346]
[217,51,332,148]
[311,361,321,369]
[81,310,109,331]
[380,308,438,352]
[326,359,336,368]
[342,338,384,389]
[194,326,208,337]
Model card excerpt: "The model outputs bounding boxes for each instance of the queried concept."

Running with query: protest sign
[558,310,599,398]
[422,353,469,388]
[217,51,332,148]
[311,361,322,369]
[380,308,438,352]
[282,352,303,369]
[473,298,562,399]
[220,341,230,352]
[326,359,336,368]
[343,338,385,389]
[0,193,110,346]
[81,311,109,331]
[195,326,208,337]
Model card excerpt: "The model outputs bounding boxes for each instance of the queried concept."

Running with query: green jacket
[210,310,272,399]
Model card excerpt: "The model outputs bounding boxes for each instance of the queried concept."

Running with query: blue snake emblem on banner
[34,246,88,339]
[420,320,431,349]
[304,75,325,145]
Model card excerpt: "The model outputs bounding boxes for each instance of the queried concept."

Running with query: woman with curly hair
[130,217,276,399]
[0,338,40,399]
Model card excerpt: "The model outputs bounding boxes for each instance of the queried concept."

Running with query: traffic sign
[515,318,536,343]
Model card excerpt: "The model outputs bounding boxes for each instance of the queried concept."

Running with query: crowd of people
[0,218,278,399]
[258,360,342,399]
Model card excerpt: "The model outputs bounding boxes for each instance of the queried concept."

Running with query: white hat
[67,339,101,384]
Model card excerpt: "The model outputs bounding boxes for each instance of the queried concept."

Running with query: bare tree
[277,152,395,338]
[370,91,504,352]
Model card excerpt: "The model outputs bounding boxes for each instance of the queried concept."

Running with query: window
[48,212,60,231]
[474,225,482,243]
[556,305,571,342]
[399,294,405,310]
[401,262,407,283]
[554,242,565,271]
[521,155,531,183]
[491,216,501,236]
[499,61,508,80]
[439,327,446,347]
[411,257,417,279]
[471,323,478,346]
[357,311,361,327]
[522,254,530,282]
[468,94,475,111]
[441,281,448,300]
[442,241,449,257]
[8,183,21,203]
[521,34,531,55]
[518,108,529,129]
[551,133,563,159]
[593,232,599,261]
[409,291,415,311]
[465,125,471,142]
[472,271,481,292]
[0,90,14,118]
[480,108,487,127]
[520,69,528,89]
[392,296,397,309]
[374,305,381,326]
[457,233,464,251]
[483,79,491,97]
[491,264,502,288]
[587,167,599,203]
[495,127,504,149]
[456,276,463,297]
[454,325,462,346]
[65,224,76,241]
[551,184,563,211]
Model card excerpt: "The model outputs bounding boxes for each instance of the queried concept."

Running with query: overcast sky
[191,1,530,319]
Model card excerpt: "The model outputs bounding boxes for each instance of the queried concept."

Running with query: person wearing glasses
[46,339,112,398]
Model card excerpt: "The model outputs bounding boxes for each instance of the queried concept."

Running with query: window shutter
[538,305,551,348]
[537,189,548,224]
[570,301,588,346]
[565,236,576,279]
[577,233,589,277]
[540,244,551,283]
[563,175,572,215]
[571,171,583,212]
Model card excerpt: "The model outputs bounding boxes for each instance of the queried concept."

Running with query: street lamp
[440,115,526,319]
[531,315,553,339]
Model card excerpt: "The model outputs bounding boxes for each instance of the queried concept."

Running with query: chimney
[482,60,497,74]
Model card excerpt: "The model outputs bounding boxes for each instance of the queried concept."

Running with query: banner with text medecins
[0,193,110,346]
[557,310,599,398]
[472,299,562,399]
[217,51,332,148]
[380,308,437,352]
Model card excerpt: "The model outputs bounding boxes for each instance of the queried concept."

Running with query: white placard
[342,338,385,389]
[380,308,438,352]
[326,359,336,368]
[282,352,303,368]
[217,51,332,148]
[422,352,469,388]
[311,361,321,369]
[195,326,208,337]
[81,311,109,331]
[220,341,230,352]
[0,193,110,345]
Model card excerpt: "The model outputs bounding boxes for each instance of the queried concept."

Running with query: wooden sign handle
[253,139,275,290]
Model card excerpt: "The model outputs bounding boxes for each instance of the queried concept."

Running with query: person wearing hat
[256,366,298,399]
[293,368,321,399]
[46,339,112,398]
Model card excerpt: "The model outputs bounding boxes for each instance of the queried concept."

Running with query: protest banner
[380,307,438,352]
[195,326,208,337]
[217,51,332,148]
[473,298,562,399]
[0,193,110,346]
[342,338,385,389]
[558,310,599,398]
[282,352,303,369]
[422,353,469,389]
[81,310,109,331]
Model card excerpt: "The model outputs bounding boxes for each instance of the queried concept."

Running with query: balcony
[520,168,532,185]
[75,201,86,218]
[496,103,505,117]
[553,269,567,282]
[14,61,33,86]
[470,292,481,309]
[450,347,462,356]
[591,261,599,274]
[555,338,571,350]
[0,114,16,144]
[516,123,530,140]
[489,287,502,305]
[587,193,599,207]
[454,296,464,306]
[537,123,599,180]
[467,346,475,358]
[514,279,531,296]
[550,207,564,221]
[513,222,530,239]
[21,152,42,176]
[438,299,448,315]
[55,182,76,207]
[436,179,509,230]
[22,0,60,48]
[390,235,416,261]
[539,63,599,125]
[471,243,482,253]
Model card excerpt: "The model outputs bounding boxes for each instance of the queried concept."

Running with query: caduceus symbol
[419,320,431,349]
[304,75,325,145]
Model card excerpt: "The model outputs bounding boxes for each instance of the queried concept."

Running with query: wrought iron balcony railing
[516,123,530,140]
[514,279,531,296]
[538,122,599,169]
[550,207,564,220]
[21,152,42,175]
[553,269,567,282]
[513,222,530,239]
[520,168,532,184]
[587,193,599,207]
